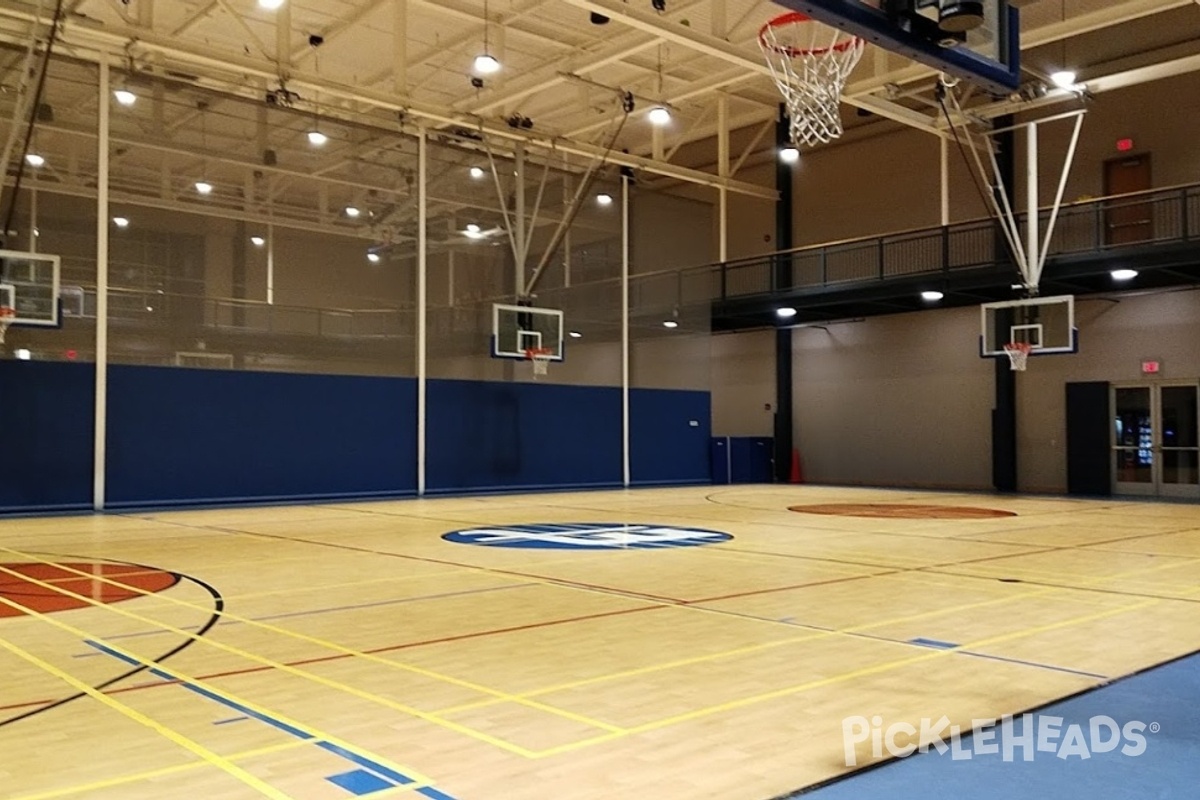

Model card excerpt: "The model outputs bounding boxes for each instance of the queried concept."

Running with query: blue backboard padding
[425,379,623,492]
[106,366,418,507]
[778,1,1020,94]
[0,360,95,513]
[629,389,711,485]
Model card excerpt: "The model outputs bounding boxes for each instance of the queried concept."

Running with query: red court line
[0,604,663,714]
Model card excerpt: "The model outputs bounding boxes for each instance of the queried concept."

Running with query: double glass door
[1112,384,1200,497]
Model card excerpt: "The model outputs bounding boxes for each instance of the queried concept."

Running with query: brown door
[1104,154,1152,245]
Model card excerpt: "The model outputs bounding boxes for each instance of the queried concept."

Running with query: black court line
[0,552,224,729]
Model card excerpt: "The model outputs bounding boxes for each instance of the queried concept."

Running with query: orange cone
[790,449,803,484]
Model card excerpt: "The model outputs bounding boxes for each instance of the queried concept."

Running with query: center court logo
[842,714,1157,766]
[442,523,733,550]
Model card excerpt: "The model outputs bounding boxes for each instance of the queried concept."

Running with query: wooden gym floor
[1,485,1199,800]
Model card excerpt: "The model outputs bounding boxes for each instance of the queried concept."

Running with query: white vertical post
[417,127,428,496]
[93,61,111,512]
[1026,123,1039,290]
[717,95,729,262]
[29,185,38,253]
[514,142,525,295]
[940,136,950,227]
[621,173,630,488]
[266,222,275,304]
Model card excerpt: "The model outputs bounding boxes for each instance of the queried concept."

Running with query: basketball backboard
[0,250,61,328]
[775,1,1020,94]
[981,295,1077,358]
[491,303,564,361]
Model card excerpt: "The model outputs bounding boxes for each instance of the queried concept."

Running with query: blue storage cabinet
[710,436,774,484]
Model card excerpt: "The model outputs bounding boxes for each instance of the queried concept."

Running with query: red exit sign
[1117,138,1134,152]
[1142,360,1161,374]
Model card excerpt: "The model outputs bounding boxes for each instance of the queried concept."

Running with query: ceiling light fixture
[776,307,798,319]
[663,320,679,329]
[25,153,45,167]
[345,206,361,218]
[779,146,800,164]
[251,235,266,246]
[921,290,945,301]
[1050,70,1077,89]
[367,252,382,264]
[596,193,614,206]
[112,216,130,228]
[569,330,583,338]
[258,0,286,10]
[648,105,671,125]
[307,129,328,146]
[113,89,137,106]
[1111,269,1138,281]
[194,181,214,195]
[474,0,501,74]
[469,166,486,179]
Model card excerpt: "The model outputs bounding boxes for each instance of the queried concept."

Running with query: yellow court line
[7,740,314,800]
[0,610,290,799]
[0,554,622,750]
[0,591,442,791]
[532,592,1165,758]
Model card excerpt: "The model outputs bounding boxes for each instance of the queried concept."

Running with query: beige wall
[790,307,995,489]
[1018,290,1200,493]
[710,330,777,437]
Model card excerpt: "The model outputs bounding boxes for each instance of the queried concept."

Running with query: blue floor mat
[788,651,1200,799]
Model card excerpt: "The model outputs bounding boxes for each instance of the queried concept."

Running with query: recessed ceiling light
[194,180,214,195]
[345,206,361,218]
[921,290,945,301]
[779,146,800,164]
[776,307,798,319]
[663,320,679,329]
[258,0,286,9]
[474,53,501,74]
[25,153,45,167]
[112,216,130,228]
[647,106,671,125]
[596,193,614,206]
[469,166,485,179]
[307,129,329,146]
[1111,269,1138,281]
[113,89,137,106]
[367,252,382,264]
[250,235,266,246]
[1050,70,1077,89]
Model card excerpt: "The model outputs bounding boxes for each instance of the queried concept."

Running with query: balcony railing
[715,182,1200,301]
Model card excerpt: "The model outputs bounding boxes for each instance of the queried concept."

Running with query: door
[1112,383,1200,498]
[1103,155,1152,246]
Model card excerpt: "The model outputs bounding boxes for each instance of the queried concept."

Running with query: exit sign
[1142,360,1161,374]
[1117,138,1134,152]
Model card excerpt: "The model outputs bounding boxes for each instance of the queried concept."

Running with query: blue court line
[328,769,395,796]
[84,640,456,798]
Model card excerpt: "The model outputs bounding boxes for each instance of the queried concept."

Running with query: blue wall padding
[106,366,417,507]
[630,388,711,485]
[0,361,95,513]
[425,379,623,493]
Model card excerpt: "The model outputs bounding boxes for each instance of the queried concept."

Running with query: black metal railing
[714,182,1200,302]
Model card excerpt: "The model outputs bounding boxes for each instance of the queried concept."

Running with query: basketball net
[0,306,14,345]
[524,347,552,380]
[759,12,865,148]
[1003,342,1032,372]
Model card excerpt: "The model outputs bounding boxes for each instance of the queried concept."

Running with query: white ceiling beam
[393,0,408,95]
[169,1,216,38]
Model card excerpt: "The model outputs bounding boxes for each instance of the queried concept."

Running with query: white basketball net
[526,349,552,380]
[1004,343,1032,372]
[759,13,865,148]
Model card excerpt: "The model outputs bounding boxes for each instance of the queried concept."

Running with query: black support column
[774,105,794,482]
[992,116,1018,492]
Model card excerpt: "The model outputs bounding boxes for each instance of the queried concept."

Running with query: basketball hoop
[1003,342,1032,372]
[0,306,15,345]
[524,347,553,380]
[758,12,865,148]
